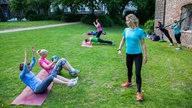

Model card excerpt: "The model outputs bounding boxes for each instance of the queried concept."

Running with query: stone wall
[154,0,166,40]
[155,0,192,46]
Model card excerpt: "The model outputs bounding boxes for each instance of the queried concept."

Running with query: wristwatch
[117,49,121,51]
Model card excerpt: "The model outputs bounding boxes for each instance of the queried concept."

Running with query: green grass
[0,20,63,30]
[0,22,192,108]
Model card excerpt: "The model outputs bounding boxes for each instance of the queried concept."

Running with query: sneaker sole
[122,85,133,88]
[137,99,143,101]
[69,73,80,76]
[69,71,80,76]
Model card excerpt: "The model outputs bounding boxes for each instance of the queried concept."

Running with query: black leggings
[126,53,142,92]
[162,30,173,43]
[96,31,102,38]
[98,38,112,45]
[175,33,181,44]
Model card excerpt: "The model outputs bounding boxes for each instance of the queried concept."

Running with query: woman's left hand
[143,55,148,64]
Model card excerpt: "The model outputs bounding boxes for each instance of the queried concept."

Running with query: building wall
[155,0,192,46]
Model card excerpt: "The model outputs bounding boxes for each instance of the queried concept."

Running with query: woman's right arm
[41,60,56,69]
[20,49,28,78]
[30,47,36,70]
[93,22,98,28]
[118,37,125,56]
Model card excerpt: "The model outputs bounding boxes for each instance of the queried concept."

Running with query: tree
[10,0,27,20]
[133,0,156,24]
[85,0,100,15]
[102,0,131,17]
[27,0,51,15]
[54,0,83,14]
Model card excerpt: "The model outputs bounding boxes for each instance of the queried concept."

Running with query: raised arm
[30,46,36,71]
[24,49,28,66]
[93,22,100,28]
[20,49,28,78]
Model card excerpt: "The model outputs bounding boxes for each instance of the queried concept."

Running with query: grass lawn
[0,22,192,108]
[0,20,63,30]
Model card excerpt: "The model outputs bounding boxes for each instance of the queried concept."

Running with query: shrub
[25,10,37,20]
[81,14,113,27]
[61,14,83,22]
[144,19,155,34]
[49,8,63,21]
[49,13,62,21]
[27,14,47,21]
[25,10,48,21]
[112,15,125,26]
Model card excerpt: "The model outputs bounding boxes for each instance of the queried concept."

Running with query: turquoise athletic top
[122,27,146,54]
[171,23,180,34]
[20,57,42,92]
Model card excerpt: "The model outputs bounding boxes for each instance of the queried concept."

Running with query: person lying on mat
[19,48,78,94]
[37,49,80,76]
[84,37,114,45]
[83,30,106,36]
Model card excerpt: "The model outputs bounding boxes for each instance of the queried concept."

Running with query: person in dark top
[155,21,174,46]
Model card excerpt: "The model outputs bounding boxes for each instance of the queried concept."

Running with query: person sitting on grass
[84,37,114,45]
[37,49,80,76]
[19,48,78,94]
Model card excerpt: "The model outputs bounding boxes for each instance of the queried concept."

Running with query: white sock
[71,68,75,72]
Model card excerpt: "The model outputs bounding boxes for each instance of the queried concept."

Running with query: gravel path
[0,22,80,34]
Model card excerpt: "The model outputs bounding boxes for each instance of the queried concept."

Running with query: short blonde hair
[126,14,139,27]
[37,49,48,56]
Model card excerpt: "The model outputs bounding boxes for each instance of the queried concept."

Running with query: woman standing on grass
[171,20,182,50]
[93,19,102,38]
[19,48,78,93]
[37,49,80,77]
[117,14,148,101]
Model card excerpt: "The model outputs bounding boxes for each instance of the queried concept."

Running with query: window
[181,4,192,31]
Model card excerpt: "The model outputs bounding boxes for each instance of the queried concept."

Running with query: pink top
[38,57,54,73]
[97,25,102,32]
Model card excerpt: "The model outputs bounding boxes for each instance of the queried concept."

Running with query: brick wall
[155,0,192,46]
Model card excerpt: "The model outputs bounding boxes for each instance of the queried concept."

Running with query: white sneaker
[70,77,78,82]
[74,77,78,81]
[176,47,182,50]
[67,80,77,88]
[69,70,80,76]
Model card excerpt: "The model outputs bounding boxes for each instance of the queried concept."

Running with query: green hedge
[26,10,48,21]
[112,15,125,26]
[81,14,113,27]
[61,14,84,22]
[144,19,155,34]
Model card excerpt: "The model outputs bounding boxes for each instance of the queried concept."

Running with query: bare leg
[62,61,75,71]
[53,77,77,88]
[53,78,68,85]
[178,44,182,47]
[56,75,70,82]
[60,58,80,76]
